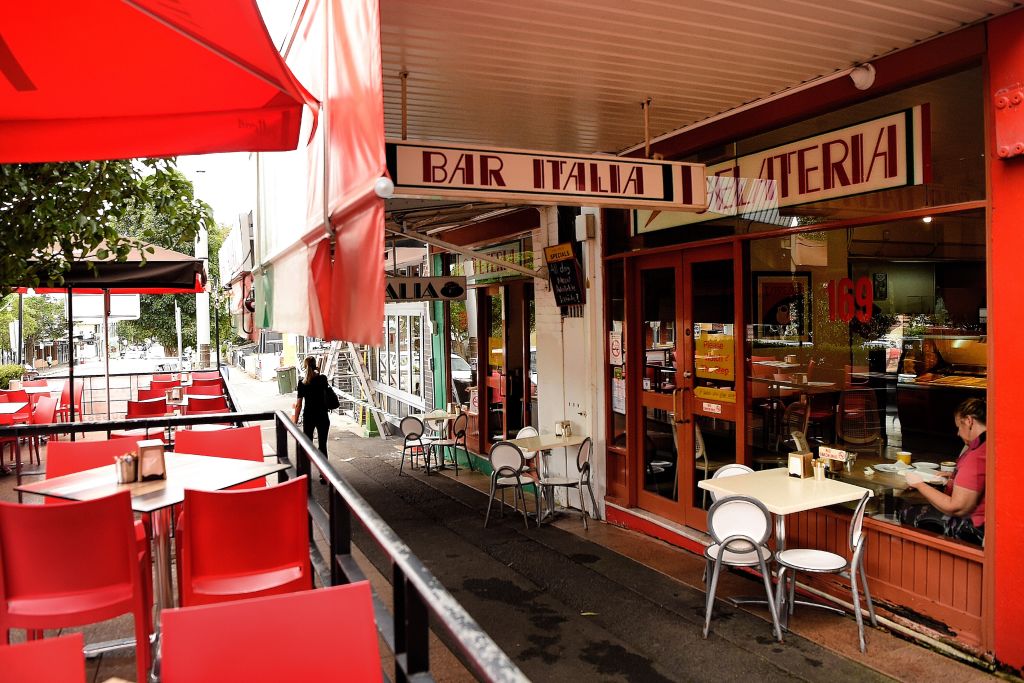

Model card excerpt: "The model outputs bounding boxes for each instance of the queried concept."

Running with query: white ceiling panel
[380,0,1018,154]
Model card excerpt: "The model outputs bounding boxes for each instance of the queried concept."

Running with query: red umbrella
[0,0,317,163]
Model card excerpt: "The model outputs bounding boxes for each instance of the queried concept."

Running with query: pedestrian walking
[293,356,330,457]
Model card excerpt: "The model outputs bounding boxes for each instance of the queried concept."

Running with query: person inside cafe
[902,397,986,545]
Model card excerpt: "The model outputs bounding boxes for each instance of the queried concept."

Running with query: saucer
[913,462,939,470]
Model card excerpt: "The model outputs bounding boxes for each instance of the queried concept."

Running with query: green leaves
[0,159,211,287]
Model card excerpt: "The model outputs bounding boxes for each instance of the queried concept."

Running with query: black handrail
[274,412,527,683]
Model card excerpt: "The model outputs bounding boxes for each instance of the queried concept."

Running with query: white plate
[899,470,944,484]
[913,462,939,470]
[873,462,912,473]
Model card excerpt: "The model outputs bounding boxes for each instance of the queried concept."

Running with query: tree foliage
[0,294,67,363]
[0,160,214,287]
[115,206,234,355]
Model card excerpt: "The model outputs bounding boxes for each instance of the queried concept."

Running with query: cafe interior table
[507,433,587,521]
[698,467,871,621]
[16,452,289,619]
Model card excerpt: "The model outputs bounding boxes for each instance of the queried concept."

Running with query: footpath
[228,370,999,683]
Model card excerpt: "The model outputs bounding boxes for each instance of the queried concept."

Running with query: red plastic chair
[0,632,86,683]
[26,395,59,467]
[161,582,380,683]
[0,492,152,683]
[137,385,165,401]
[176,476,311,607]
[0,413,19,471]
[190,371,222,381]
[152,373,174,382]
[126,398,169,418]
[185,394,229,414]
[150,379,181,394]
[44,440,154,633]
[56,381,84,422]
[185,383,223,396]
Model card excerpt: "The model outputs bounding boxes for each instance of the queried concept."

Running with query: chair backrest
[30,395,58,425]
[153,373,174,381]
[161,582,381,683]
[848,490,872,553]
[489,441,525,475]
[126,397,168,419]
[138,385,165,401]
[576,436,593,472]
[0,491,141,611]
[452,412,469,438]
[21,379,48,387]
[191,371,222,381]
[400,415,424,440]
[151,379,181,392]
[175,425,263,462]
[186,383,224,396]
[46,439,134,479]
[186,394,229,414]
[1,388,29,403]
[836,389,881,446]
[179,476,310,606]
[0,633,86,683]
[708,463,754,503]
[694,423,706,460]
[706,495,772,549]
[516,426,538,439]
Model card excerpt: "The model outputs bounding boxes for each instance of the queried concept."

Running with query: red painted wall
[987,8,1024,671]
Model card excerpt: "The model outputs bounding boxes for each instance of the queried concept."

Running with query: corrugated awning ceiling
[381,0,1016,155]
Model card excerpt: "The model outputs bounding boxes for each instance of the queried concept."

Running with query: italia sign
[386,139,707,211]
[385,276,467,303]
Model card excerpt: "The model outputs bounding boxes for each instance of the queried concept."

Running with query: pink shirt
[946,433,986,527]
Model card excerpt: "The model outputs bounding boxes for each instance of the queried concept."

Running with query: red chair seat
[9,583,134,621]
[192,565,305,597]
[0,633,86,683]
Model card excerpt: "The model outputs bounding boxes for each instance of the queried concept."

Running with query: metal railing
[0,373,526,682]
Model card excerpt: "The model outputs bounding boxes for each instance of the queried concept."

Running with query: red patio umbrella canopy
[0,0,317,163]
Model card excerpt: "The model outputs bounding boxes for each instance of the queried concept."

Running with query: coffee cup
[897,451,912,466]
[940,461,956,473]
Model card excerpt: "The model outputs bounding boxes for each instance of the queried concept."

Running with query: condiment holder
[136,439,166,481]
[812,460,827,481]
[115,453,137,484]
[788,451,813,478]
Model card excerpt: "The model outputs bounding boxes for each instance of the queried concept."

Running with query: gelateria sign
[636,105,930,233]
[386,139,707,211]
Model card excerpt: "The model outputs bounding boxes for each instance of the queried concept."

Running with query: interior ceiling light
[922,216,933,223]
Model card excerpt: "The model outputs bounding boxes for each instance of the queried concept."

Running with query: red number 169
[827,276,873,323]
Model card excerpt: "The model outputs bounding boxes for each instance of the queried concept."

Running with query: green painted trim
[431,254,447,409]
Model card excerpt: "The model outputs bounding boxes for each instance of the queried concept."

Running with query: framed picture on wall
[753,272,812,342]
[872,272,888,300]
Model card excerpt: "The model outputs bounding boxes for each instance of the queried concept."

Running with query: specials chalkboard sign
[544,243,586,306]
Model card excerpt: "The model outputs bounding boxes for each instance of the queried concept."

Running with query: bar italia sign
[385,276,468,303]
[636,105,931,233]
[386,139,707,211]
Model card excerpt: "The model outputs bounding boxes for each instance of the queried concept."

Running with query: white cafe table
[413,411,460,473]
[0,401,29,415]
[698,467,871,616]
[507,433,587,520]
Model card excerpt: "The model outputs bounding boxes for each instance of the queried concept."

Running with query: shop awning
[0,0,318,163]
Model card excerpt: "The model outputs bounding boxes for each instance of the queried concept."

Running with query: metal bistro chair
[700,463,754,584]
[702,495,783,642]
[429,412,470,475]
[398,415,435,476]
[536,436,598,529]
[774,490,877,652]
[484,441,535,530]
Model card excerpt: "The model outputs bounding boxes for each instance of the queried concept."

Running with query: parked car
[451,354,474,403]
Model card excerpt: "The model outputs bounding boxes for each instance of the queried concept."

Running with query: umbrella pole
[104,290,111,420]
[67,287,75,440]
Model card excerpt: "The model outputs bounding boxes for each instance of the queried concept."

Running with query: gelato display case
[897,335,986,454]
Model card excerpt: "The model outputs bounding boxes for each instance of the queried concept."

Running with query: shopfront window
[370,309,428,417]
[746,209,986,540]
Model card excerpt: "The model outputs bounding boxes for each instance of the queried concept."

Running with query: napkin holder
[166,386,183,403]
[136,439,166,481]
[788,451,813,478]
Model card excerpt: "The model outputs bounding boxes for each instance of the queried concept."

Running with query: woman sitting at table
[902,397,986,545]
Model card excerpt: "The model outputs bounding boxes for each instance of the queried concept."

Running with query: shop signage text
[387,139,707,211]
[637,105,930,233]
[385,276,467,302]
[826,276,873,323]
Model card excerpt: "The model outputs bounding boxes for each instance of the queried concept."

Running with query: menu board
[544,243,586,306]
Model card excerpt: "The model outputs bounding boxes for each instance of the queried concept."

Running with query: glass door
[680,246,738,529]
[633,247,738,528]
